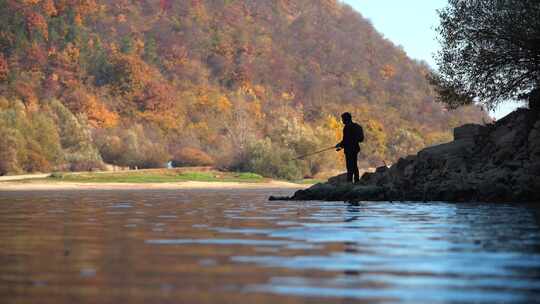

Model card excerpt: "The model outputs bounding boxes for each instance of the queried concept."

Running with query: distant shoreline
[0,180,309,191]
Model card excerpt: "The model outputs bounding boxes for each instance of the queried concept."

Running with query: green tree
[430,0,540,110]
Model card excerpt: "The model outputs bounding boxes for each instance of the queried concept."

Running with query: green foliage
[432,0,540,110]
[0,98,106,174]
[0,125,23,175]
[47,169,265,183]
[236,138,302,180]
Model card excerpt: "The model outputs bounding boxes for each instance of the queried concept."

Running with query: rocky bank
[287,108,540,203]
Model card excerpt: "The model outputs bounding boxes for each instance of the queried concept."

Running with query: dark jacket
[338,122,364,153]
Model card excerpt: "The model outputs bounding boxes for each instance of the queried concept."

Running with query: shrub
[235,138,303,180]
[24,150,51,173]
[0,128,22,175]
[69,160,105,172]
[50,172,64,179]
[172,147,215,167]
[94,124,170,169]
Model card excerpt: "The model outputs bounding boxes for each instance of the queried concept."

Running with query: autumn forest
[0,0,486,179]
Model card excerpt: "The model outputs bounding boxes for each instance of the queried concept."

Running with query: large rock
[453,124,487,141]
[286,108,540,203]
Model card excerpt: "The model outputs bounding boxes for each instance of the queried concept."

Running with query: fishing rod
[292,146,338,160]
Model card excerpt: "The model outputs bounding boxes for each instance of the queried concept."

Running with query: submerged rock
[287,108,540,203]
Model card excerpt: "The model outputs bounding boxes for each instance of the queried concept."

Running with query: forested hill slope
[0,0,487,178]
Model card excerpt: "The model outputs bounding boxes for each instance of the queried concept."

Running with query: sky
[341,0,522,119]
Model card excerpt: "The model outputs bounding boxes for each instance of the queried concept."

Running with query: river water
[1,188,540,303]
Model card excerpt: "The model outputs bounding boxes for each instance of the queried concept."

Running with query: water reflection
[1,189,540,303]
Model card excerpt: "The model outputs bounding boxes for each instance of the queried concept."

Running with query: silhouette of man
[335,112,364,183]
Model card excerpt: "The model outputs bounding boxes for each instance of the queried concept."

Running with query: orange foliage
[72,0,99,15]
[25,150,51,173]
[85,96,119,128]
[74,13,83,26]
[141,81,175,112]
[26,42,47,70]
[42,0,57,17]
[14,82,39,112]
[116,14,127,23]
[217,95,232,112]
[26,12,48,40]
[0,54,8,81]
[380,64,396,80]
[162,45,188,71]
[22,0,41,6]
[173,147,215,166]
[64,90,118,128]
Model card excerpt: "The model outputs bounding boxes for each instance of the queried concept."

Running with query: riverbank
[0,168,312,191]
[289,108,540,203]
[0,180,307,191]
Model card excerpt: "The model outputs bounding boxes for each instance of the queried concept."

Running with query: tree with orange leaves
[25,12,48,40]
[0,54,8,81]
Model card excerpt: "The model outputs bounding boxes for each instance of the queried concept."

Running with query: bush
[94,124,170,169]
[50,172,64,179]
[234,138,303,180]
[69,160,105,172]
[172,147,215,167]
[24,150,51,173]
[0,128,22,175]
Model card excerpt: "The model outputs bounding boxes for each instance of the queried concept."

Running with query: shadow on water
[1,189,540,303]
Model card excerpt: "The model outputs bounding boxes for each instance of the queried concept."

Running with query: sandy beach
[0,180,309,191]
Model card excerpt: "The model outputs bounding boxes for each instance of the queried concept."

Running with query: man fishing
[335,112,364,183]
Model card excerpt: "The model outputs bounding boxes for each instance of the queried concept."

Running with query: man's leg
[351,152,359,183]
[345,152,354,183]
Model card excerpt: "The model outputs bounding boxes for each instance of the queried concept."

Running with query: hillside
[0,0,486,179]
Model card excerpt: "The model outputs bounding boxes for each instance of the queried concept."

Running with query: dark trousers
[345,150,359,183]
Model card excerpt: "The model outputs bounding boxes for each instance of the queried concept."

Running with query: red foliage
[160,0,172,12]
[25,12,48,40]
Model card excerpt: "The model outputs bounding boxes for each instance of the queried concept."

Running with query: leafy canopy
[431,0,540,110]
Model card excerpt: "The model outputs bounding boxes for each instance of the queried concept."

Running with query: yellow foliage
[109,42,119,54]
[217,95,232,112]
[134,37,145,54]
[58,43,80,66]
[252,85,266,98]
[239,83,257,98]
[247,100,264,120]
[0,96,9,109]
[325,115,342,140]
[363,118,387,159]
[281,91,295,101]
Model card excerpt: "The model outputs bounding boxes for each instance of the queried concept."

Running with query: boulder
[327,173,348,185]
[453,124,487,141]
